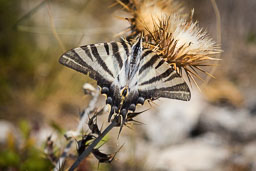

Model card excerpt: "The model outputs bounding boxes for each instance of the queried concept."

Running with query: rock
[0,120,20,144]
[241,141,256,170]
[222,141,256,171]
[199,106,256,142]
[145,136,229,171]
[140,92,205,146]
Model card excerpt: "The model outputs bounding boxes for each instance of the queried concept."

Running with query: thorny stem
[69,117,119,171]
[54,88,100,171]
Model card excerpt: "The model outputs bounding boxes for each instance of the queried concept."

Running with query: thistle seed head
[117,0,222,86]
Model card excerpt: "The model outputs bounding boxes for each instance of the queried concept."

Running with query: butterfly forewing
[59,41,130,87]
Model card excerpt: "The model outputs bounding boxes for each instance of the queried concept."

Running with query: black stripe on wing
[141,49,152,61]
[90,44,114,77]
[120,39,130,57]
[139,68,174,86]
[59,49,111,86]
[164,72,180,82]
[155,60,165,69]
[139,82,191,101]
[104,43,110,55]
[154,82,190,92]
[111,42,123,69]
[139,54,159,74]
[80,46,93,61]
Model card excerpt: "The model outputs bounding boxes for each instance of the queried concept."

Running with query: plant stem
[69,118,118,171]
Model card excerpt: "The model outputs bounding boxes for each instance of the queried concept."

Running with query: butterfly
[59,35,191,128]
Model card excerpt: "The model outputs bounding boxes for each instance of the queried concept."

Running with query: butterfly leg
[108,106,118,122]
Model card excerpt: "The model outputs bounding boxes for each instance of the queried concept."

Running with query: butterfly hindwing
[137,50,191,101]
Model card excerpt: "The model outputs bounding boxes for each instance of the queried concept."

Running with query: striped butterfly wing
[59,38,190,126]
[137,49,191,101]
[118,48,191,119]
[59,41,130,87]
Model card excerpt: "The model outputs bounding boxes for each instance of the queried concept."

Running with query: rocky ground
[2,89,256,171]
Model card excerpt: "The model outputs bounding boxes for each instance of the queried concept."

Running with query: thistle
[117,0,221,87]
[116,0,186,36]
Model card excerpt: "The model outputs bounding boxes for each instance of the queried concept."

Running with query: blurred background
[0,0,256,170]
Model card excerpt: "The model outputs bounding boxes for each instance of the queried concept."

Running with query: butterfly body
[59,36,191,124]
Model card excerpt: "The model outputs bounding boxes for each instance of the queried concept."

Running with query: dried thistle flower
[144,15,222,87]
[117,0,222,87]
[117,0,186,37]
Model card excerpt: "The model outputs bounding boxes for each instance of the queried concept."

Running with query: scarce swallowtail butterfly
[59,36,191,127]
